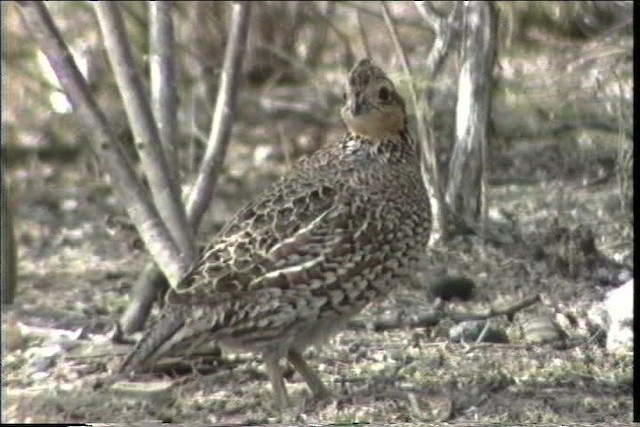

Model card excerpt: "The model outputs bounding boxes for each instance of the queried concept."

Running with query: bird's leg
[263,353,290,411]
[287,349,332,399]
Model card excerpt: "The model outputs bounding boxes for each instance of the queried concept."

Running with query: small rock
[603,279,633,352]
[521,315,567,344]
[30,371,51,382]
[2,313,25,352]
[449,320,509,343]
[26,345,62,372]
[617,269,632,283]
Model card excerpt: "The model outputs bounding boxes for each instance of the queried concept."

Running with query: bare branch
[185,1,251,229]
[379,2,413,87]
[338,1,426,29]
[94,2,196,263]
[414,1,462,102]
[413,1,441,29]
[306,2,355,66]
[119,2,251,334]
[149,1,179,185]
[16,1,187,285]
[112,2,192,334]
[355,8,372,59]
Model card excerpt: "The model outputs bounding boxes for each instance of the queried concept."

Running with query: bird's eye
[378,86,391,102]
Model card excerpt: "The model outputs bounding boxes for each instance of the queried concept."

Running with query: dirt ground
[2,23,633,426]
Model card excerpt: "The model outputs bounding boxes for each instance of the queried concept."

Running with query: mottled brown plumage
[119,59,431,409]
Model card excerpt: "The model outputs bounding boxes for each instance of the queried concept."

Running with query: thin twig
[16,0,187,285]
[250,41,327,106]
[379,3,414,98]
[307,1,355,66]
[185,1,252,229]
[413,1,444,29]
[414,1,462,102]
[338,1,426,29]
[348,294,541,331]
[452,294,540,322]
[355,7,372,59]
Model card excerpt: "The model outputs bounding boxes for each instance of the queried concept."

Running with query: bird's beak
[349,96,371,116]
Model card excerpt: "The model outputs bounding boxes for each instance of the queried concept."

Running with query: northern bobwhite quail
[119,58,432,409]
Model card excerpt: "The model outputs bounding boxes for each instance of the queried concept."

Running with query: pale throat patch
[342,107,404,138]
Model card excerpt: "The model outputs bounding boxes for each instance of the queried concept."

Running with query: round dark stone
[428,276,476,301]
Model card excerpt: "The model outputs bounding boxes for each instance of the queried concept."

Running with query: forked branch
[16,0,188,285]
[120,2,252,333]
[95,2,197,263]
[185,1,252,228]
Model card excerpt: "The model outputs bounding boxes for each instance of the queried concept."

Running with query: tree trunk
[446,1,497,227]
[1,170,17,305]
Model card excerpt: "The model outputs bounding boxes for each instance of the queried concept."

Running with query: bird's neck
[342,129,418,162]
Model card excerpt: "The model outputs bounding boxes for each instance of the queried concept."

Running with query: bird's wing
[120,173,380,372]
[129,196,381,361]
[166,181,379,304]
[168,162,362,296]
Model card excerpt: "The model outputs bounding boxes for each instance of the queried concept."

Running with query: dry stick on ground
[94,3,197,263]
[16,1,187,286]
[347,294,541,332]
[120,2,252,334]
[380,1,446,242]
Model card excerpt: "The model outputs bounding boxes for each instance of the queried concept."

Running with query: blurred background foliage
[2,1,633,210]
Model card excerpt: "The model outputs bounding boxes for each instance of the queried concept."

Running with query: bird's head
[341,59,407,139]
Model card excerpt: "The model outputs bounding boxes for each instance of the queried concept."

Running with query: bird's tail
[118,309,188,374]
